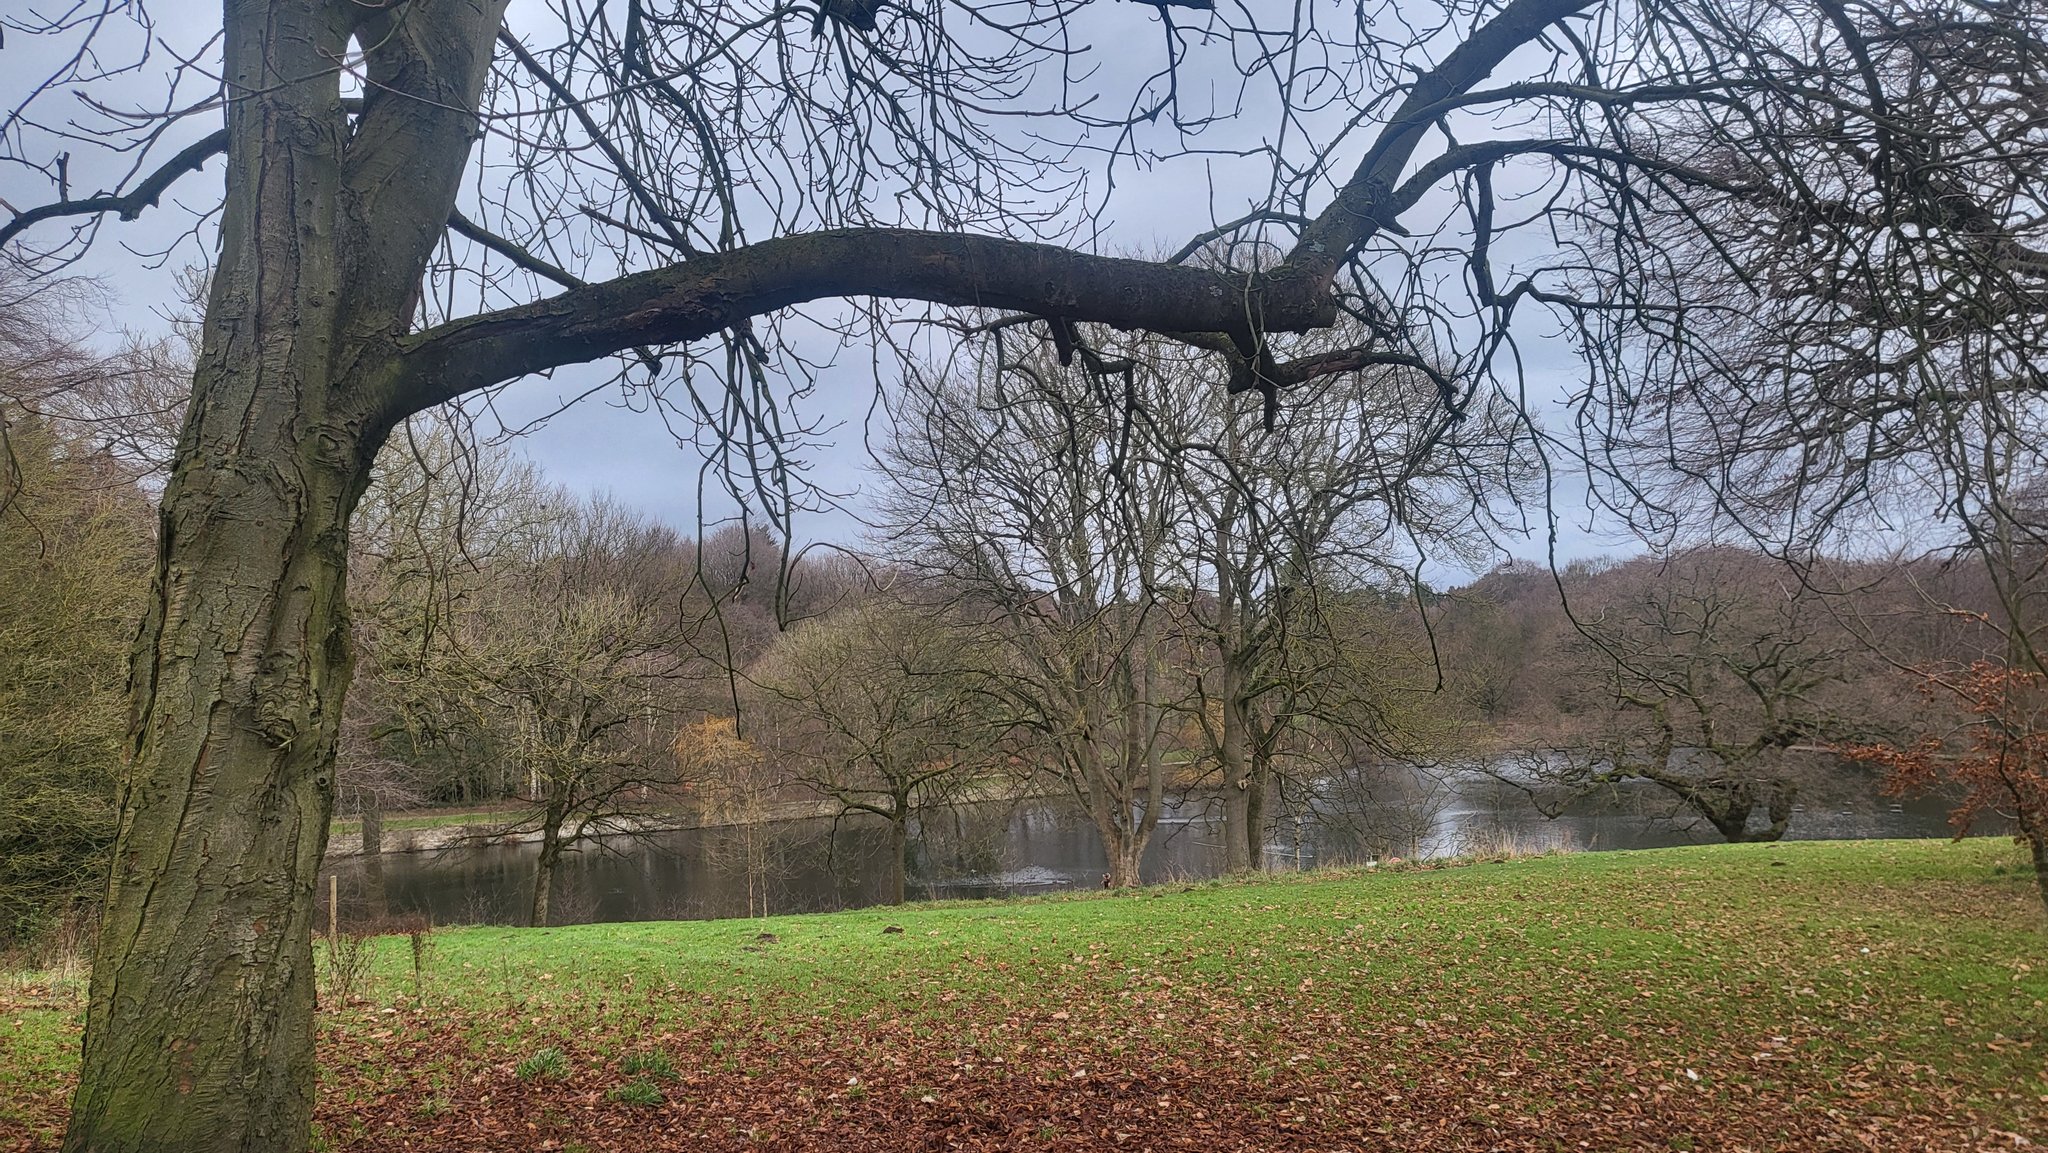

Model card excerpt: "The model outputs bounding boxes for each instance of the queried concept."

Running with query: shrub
[1838,661,2048,917]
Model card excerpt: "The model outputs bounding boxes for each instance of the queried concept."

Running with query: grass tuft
[621,1049,676,1080]
[514,1046,569,1081]
[608,1079,664,1106]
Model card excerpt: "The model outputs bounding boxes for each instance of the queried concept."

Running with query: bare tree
[750,593,995,904]
[1159,336,1513,870]
[1517,550,1874,843]
[0,270,190,489]
[880,337,1192,887]
[5,0,2041,1145]
[1573,0,2048,666]
[341,418,553,839]
[348,434,697,924]
[886,327,1480,875]
[443,495,694,926]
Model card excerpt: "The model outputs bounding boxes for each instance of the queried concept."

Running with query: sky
[0,0,1641,588]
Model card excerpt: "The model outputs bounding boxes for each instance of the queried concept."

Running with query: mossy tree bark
[61,2,508,1149]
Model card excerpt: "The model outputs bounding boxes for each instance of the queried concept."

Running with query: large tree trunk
[63,7,375,1137]
[1105,839,1145,889]
[2030,833,2048,920]
[1755,780,1796,843]
[1083,764,1152,890]
[2024,832,2048,919]
[62,3,506,1148]
[1690,778,1796,844]
[1213,476,1258,875]
[359,803,385,857]
[62,411,372,1151]
[1245,742,1273,871]
[2015,807,2048,921]
[1218,683,1256,873]
[1091,723,1162,890]
[361,804,388,921]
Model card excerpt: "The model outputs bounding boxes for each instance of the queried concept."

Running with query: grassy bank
[5,839,2043,1151]
[329,804,528,840]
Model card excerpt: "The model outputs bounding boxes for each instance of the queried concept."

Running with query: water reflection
[320,773,1976,930]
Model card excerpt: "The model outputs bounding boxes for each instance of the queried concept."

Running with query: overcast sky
[0,1,1640,587]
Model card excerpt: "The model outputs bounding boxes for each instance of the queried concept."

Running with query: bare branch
[0,129,228,252]
[445,209,582,289]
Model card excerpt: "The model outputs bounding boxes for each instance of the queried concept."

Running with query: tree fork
[62,0,511,1147]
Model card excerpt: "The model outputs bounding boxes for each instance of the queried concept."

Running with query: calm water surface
[320,768,1980,930]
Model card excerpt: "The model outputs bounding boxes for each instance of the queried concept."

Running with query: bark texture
[63,2,508,1149]
[2032,834,2048,920]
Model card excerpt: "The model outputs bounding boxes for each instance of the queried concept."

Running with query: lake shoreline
[323,797,845,859]
[325,780,1069,859]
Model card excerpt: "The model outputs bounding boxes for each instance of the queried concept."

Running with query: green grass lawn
[4,838,2043,1151]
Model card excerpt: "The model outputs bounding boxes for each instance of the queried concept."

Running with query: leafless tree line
[1435,545,2038,841]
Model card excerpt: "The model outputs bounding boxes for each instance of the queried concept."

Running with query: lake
[319,766,1981,930]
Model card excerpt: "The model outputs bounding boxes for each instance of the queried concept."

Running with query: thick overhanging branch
[387,229,1339,422]
[447,210,672,377]
[5,0,1607,440]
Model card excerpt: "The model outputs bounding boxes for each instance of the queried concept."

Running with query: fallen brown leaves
[284,1005,2033,1153]
[2,979,2042,1150]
